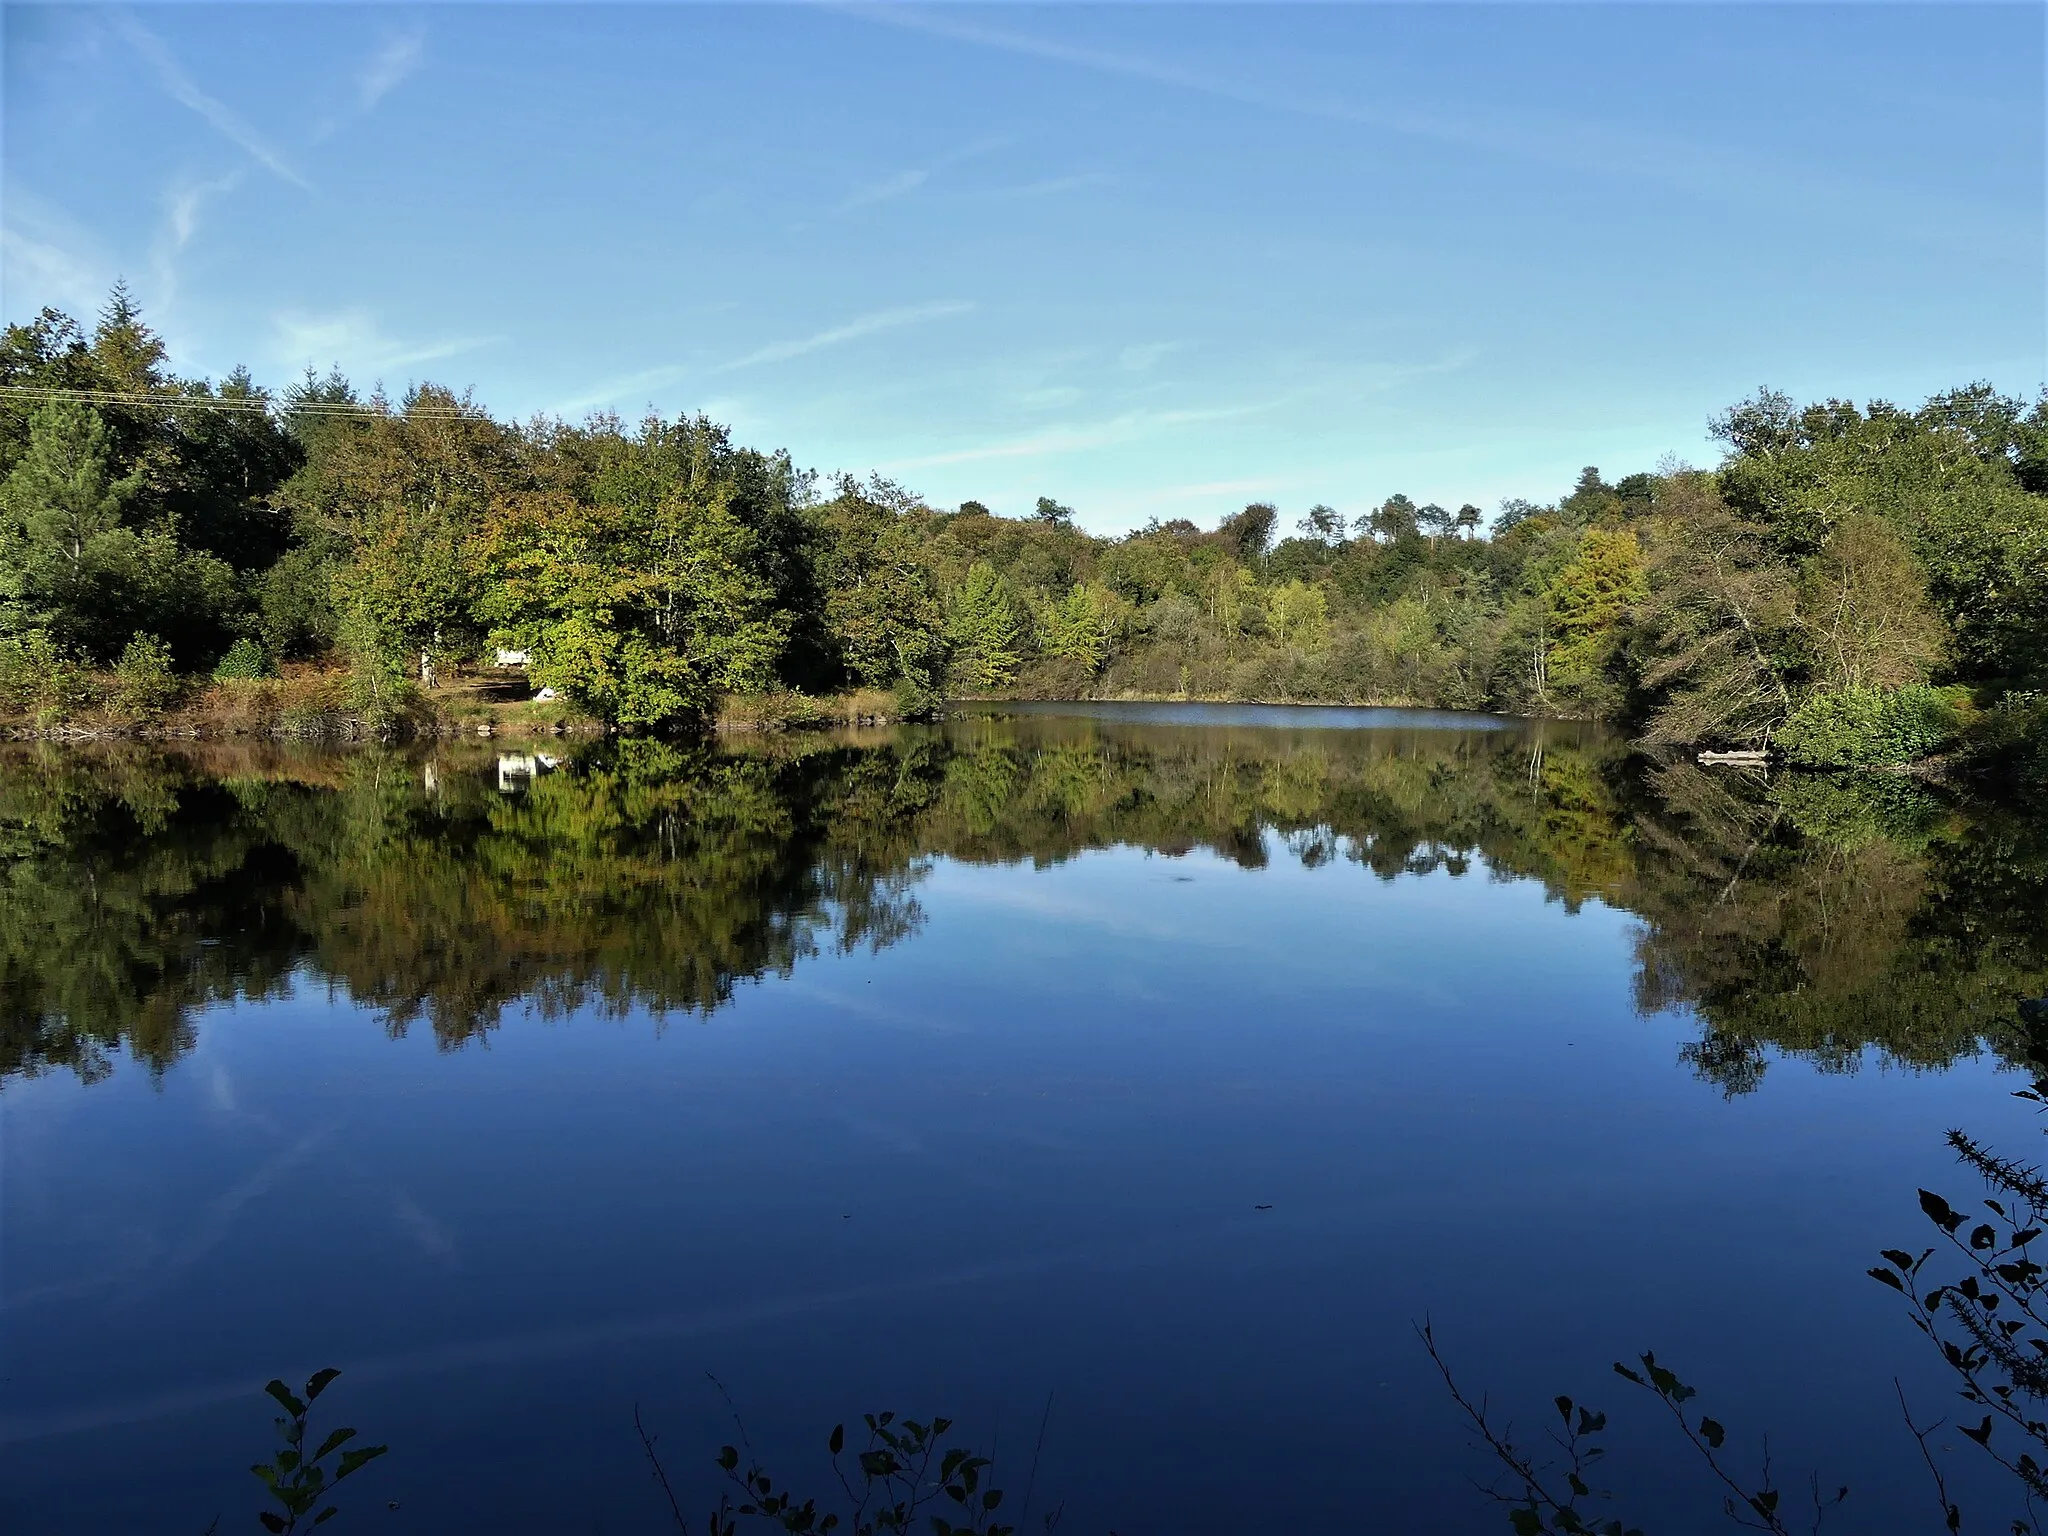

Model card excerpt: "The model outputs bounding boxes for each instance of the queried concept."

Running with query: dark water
[4,706,2047,1532]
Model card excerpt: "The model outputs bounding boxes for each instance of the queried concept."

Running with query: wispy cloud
[844,6,2021,255]
[877,401,1274,472]
[550,362,694,418]
[0,203,109,315]
[149,171,241,308]
[982,172,1112,200]
[1117,341,1187,373]
[114,11,308,189]
[839,136,1015,212]
[272,309,495,378]
[843,167,931,211]
[714,300,973,372]
[358,28,425,111]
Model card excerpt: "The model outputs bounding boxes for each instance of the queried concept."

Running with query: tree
[1267,579,1329,650]
[1039,582,1116,672]
[484,483,787,730]
[89,280,168,394]
[947,562,1023,689]
[1417,503,1456,538]
[1544,527,1646,697]
[1361,494,1420,543]
[1297,504,1343,543]
[319,386,525,684]
[1493,498,1543,534]
[1797,513,1946,692]
[1636,499,1802,747]
[1218,501,1278,562]
[1032,496,1075,527]
[1557,466,1619,525]
[810,477,950,694]
[0,399,237,665]
[156,368,302,572]
[1712,389,2048,684]
[1454,504,1483,537]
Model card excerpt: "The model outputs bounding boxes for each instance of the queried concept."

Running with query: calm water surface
[4,705,2047,1532]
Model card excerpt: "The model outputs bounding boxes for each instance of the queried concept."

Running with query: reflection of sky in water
[966,701,1520,732]
[3,831,2036,1532]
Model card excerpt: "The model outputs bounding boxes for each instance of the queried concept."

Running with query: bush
[111,632,182,716]
[1969,690,2048,787]
[0,632,99,718]
[1776,684,1962,767]
[212,637,271,682]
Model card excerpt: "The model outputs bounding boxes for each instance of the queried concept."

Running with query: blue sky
[3,4,2042,534]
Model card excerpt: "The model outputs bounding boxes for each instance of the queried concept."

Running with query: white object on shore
[494,648,531,667]
[532,686,558,701]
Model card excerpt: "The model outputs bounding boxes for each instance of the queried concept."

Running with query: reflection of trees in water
[2,718,2044,1090]
[1625,761,2048,1093]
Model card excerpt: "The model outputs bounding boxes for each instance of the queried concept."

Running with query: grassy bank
[0,661,921,743]
[0,660,600,743]
[713,687,901,733]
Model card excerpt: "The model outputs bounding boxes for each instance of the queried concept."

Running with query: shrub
[212,637,271,682]
[0,632,99,718]
[111,632,182,716]
[1776,684,1961,767]
[1970,690,2048,788]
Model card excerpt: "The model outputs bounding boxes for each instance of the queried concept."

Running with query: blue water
[0,708,2037,1533]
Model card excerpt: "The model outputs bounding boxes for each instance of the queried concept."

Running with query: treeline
[5,289,2047,768]
[5,717,2045,1094]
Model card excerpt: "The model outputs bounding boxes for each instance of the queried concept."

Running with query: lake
[4,704,2047,1532]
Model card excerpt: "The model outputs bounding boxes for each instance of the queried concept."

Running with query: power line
[0,383,494,422]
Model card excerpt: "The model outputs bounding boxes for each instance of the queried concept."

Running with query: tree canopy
[5,290,2046,760]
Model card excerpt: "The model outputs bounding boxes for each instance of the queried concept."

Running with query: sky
[2,3,2043,535]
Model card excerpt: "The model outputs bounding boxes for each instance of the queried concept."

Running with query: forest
[4,287,2047,775]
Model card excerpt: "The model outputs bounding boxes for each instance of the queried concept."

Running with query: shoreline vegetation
[5,288,2045,785]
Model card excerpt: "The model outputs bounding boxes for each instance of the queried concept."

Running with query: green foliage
[0,398,239,666]
[254,545,340,662]
[248,1368,387,1535]
[0,631,97,718]
[947,563,1024,690]
[1972,691,2048,788]
[110,632,180,715]
[1715,387,2048,687]
[1543,526,1645,703]
[1776,684,1962,767]
[1037,583,1115,672]
[338,600,413,733]
[212,637,271,682]
[1773,769,1950,848]
[0,296,297,671]
[810,481,951,696]
[1266,579,1329,651]
[5,291,2045,742]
